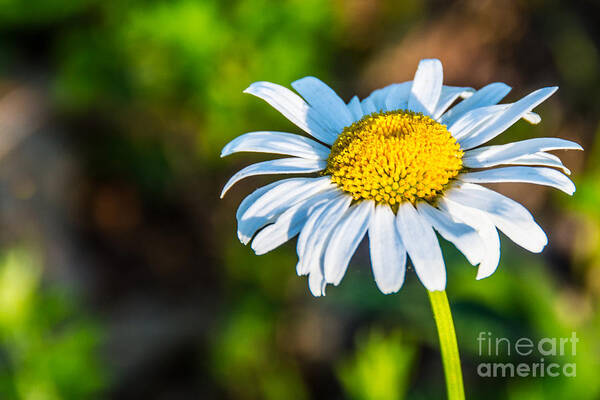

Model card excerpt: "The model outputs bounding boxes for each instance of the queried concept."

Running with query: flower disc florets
[324,110,463,205]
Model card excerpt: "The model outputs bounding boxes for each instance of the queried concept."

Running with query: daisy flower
[221,59,581,297]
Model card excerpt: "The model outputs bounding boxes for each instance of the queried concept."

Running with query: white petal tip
[251,245,266,256]
[572,143,584,151]
[308,273,327,296]
[237,232,251,245]
[242,82,260,94]
[420,58,442,65]
[220,147,232,158]
[295,261,308,276]
[291,76,317,86]
[524,112,542,124]
[377,286,402,295]
[221,176,240,197]
[325,273,342,286]
[527,241,547,254]
[475,266,497,280]
[476,264,500,280]
[460,89,475,99]
[423,281,446,292]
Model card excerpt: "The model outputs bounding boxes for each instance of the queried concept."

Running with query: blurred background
[0,0,598,398]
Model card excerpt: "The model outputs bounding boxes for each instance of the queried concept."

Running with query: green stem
[428,290,465,400]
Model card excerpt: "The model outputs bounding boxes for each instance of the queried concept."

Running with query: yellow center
[324,110,463,206]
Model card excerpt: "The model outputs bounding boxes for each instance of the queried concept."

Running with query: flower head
[221,59,582,296]
[325,110,463,205]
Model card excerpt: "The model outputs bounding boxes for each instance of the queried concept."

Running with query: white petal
[308,268,326,297]
[449,105,544,142]
[368,204,407,294]
[523,112,541,124]
[449,104,506,141]
[383,82,412,111]
[445,182,529,219]
[416,202,484,266]
[221,131,331,160]
[244,81,337,144]
[292,77,353,134]
[296,203,329,276]
[299,195,353,296]
[458,87,558,150]
[433,86,475,120]
[360,97,377,115]
[296,194,351,276]
[440,82,511,126]
[347,96,364,122]
[458,166,575,195]
[237,177,333,244]
[362,82,472,117]
[221,158,327,197]
[395,202,446,291]
[365,85,389,110]
[323,201,374,286]
[444,183,548,253]
[464,149,572,175]
[365,83,406,111]
[438,198,500,280]
[408,59,444,116]
[236,179,285,222]
[382,83,468,113]
[251,188,339,255]
[502,152,571,175]
[463,137,583,167]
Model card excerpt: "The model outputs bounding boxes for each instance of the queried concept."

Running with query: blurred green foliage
[53,0,337,159]
[0,0,93,25]
[211,298,309,400]
[0,249,106,400]
[337,329,416,400]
